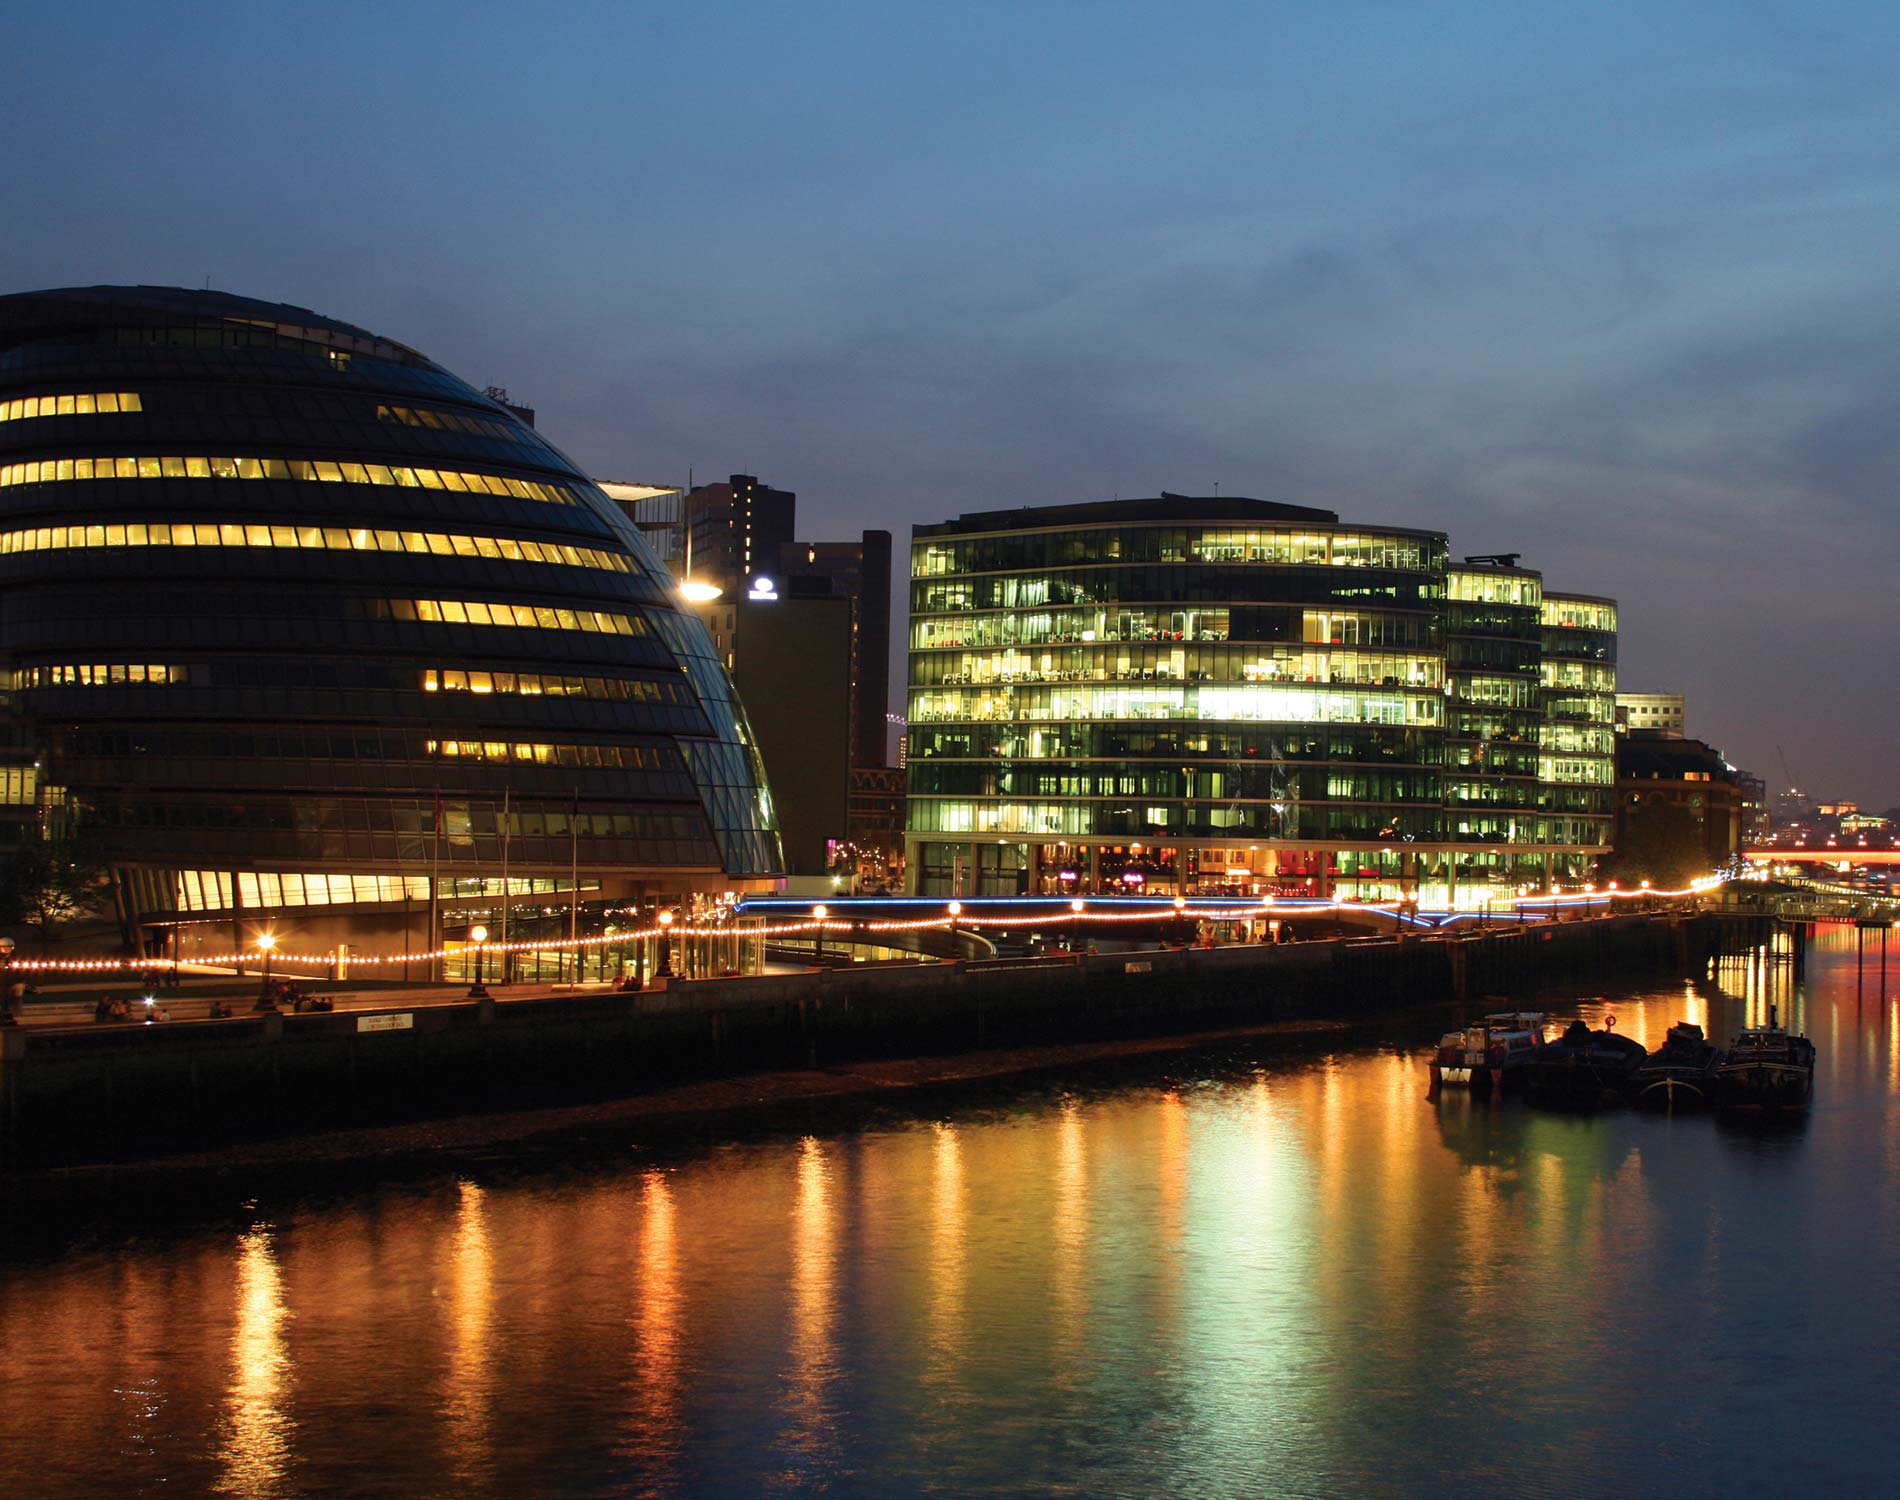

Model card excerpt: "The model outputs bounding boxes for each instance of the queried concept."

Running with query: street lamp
[253,932,278,1011]
[0,935,14,1026]
[812,904,829,964]
[1070,897,1084,953]
[466,924,490,999]
[656,909,676,977]
[947,899,962,958]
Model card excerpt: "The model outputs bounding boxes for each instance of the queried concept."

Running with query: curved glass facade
[907,501,1614,902]
[0,286,780,949]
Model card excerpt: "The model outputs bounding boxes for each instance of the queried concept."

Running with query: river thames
[1,926,1894,1499]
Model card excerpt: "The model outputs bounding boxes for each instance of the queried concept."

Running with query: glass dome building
[0,286,780,956]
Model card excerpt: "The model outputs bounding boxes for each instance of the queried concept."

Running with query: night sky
[6,2,1895,805]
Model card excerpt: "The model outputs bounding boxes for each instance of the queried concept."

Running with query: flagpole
[569,787,580,983]
[431,787,442,985]
[499,785,511,986]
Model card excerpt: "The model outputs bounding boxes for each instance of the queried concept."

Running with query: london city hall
[0,286,781,958]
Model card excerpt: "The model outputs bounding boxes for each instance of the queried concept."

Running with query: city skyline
[6,2,1897,801]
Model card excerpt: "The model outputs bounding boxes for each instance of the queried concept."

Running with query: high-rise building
[1540,594,1620,856]
[0,285,783,956]
[781,530,893,772]
[730,589,851,877]
[904,497,1615,902]
[685,473,795,596]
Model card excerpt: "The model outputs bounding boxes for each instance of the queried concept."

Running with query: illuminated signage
[747,576,777,600]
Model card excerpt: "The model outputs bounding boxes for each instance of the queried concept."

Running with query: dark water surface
[3,929,1896,1499]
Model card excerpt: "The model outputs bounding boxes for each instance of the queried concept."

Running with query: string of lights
[1,880,1732,972]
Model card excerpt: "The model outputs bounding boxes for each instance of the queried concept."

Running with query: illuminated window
[394,600,645,636]
[421,668,676,702]
[0,456,579,505]
[0,392,142,422]
[0,522,627,572]
[17,662,191,687]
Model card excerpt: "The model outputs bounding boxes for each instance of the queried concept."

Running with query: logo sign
[747,576,777,600]
[357,1013,414,1033]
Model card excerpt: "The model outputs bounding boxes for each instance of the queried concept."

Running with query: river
[1,926,1894,1498]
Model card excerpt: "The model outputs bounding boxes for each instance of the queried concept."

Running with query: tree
[1601,800,1707,890]
[0,836,111,950]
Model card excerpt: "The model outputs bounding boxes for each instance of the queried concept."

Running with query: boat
[1632,1021,1724,1109]
[1713,1004,1815,1110]
[1515,1018,1647,1110]
[1428,1011,1548,1092]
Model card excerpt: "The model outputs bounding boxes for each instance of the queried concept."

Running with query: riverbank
[1,910,1721,1176]
[1,1013,1375,1247]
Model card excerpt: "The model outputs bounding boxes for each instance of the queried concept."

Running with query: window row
[907,798,1449,841]
[422,668,686,704]
[379,598,645,635]
[424,739,669,768]
[55,727,679,771]
[0,520,628,573]
[913,644,1442,690]
[88,795,709,842]
[911,528,1442,576]
[164,868,586,915]
[909,765,1442,802]
[376,403,517,440]
[905,723,1443,764]
[0,455,578,504]
[912,605,1440,652]
[912,566,1442,614]
[908,684,1446,727]
[0,392,142,422]
[1446,570,1541,606]
[16,662,190,687]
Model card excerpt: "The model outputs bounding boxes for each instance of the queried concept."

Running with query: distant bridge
[1742,847,1900,866]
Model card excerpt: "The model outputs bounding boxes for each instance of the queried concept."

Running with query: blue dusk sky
[5,1,1897,804]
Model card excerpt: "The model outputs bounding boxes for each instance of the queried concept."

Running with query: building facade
[780,530,894,773]
[1614,691,1685,737]
[0,286,782,956]
[905,498,1615,903]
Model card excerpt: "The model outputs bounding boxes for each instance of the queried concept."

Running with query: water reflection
[1048,1101,1088,1381]
[775,1137,839,1486]
[215,1228,292,1499]
[440,1181,493,1494]
[622,1168,683,1495]
[8,933,1900,1498]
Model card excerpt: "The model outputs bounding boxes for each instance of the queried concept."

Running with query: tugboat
[1632,1021,1724,1110]
[1428,1012,1547,1093]
[1713,1003,1815,1111]
[1516,1016,1647,1110]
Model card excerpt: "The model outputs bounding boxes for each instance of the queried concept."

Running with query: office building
[905,496,1615,902]
[0,285,782,955]
[1615,692,1685,737]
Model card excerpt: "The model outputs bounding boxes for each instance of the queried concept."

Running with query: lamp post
[812,904,828,965]
[1070,897,1084,954]
[0,935,15,1026]
[466,924,490,999]
[656,909,675,978]
[947,900,962,959]
[1172,893,1187,947]
[253,932,278,1011]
